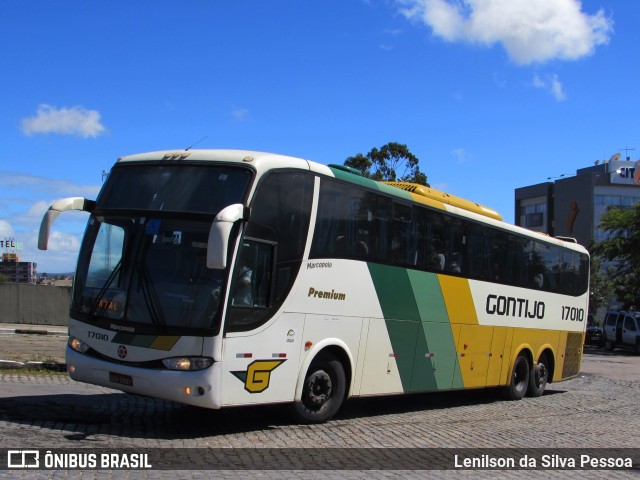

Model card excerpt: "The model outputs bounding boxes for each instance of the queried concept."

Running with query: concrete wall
[0,283,70,326]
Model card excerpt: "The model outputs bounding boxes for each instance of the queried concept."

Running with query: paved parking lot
[0,328,638,477]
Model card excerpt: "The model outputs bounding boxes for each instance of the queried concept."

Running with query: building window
[594,195,640,241]
[519,203,546,228]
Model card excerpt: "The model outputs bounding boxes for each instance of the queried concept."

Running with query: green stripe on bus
[406,270,462,390]
[129,335,157,348]
[327,167,414,201]
[406,270,448,323]
[368,263,420,320]
[369,264,464,392]
[328,168,380,189]
[368,263,420,391]
[111,332,135,345]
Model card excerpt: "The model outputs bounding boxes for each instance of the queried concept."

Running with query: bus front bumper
[65,346,222,409]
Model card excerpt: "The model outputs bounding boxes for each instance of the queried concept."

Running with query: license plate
[109,371,133,387]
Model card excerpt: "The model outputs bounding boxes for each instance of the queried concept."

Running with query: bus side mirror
[38,197,96,250]
[207,203,248,269]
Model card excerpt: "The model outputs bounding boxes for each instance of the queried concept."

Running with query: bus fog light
[69,336,90,353]
[162,357,214,371]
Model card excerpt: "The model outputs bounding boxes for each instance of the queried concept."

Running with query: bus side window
[446,216,466,275]
[372,196,391,263]
[390,202,412,266]
[535,242,560,290]
[425,212,446,271]
[230,240,273,309]
[227,171,313,332]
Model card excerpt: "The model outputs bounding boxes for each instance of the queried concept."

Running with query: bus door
[218,170,314,406]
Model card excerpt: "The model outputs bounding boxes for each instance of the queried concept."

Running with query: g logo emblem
[231,359,286,393]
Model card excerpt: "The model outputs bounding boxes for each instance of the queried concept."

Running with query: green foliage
[591,203,640,309]
[345,142,429,186]
[588,257,615,317]
[0,273,9,283]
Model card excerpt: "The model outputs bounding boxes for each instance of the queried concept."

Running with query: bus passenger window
[230,240,273,310]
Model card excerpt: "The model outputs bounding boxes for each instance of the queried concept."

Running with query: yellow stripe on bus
[149,336,181,351]
[438,275,478,325]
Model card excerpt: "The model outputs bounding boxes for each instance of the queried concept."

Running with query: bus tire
[527,354,548,397]
[292,354,346,424]
[501,353,529,400]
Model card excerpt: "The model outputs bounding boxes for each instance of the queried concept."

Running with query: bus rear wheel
[527,354,548,397]
[293,354,346,423]
[501,353,529,400]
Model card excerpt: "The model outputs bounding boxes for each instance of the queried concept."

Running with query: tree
[591,202,640,309]
[588,257,615,319]
[344,142,428,186]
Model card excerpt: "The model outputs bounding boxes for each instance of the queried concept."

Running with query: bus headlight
[69,336,90,354]
[162,357,214,371]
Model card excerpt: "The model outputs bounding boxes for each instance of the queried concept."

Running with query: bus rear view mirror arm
[38,197,96,250]
[207,203,248,269]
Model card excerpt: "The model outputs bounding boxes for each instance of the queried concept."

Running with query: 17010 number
[561,306,584,322]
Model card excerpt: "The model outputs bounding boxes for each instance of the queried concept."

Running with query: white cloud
[0,220,15,238]
[22,104,107,138]
[0,172,99,271]
[26,201,51,220]
[46,231,81,253]
[384,28,403,36]
[398,0,613,64]
[532,73,567,101]
[230,108,249,121]
[0,171,101,198]
[452,148,467,163]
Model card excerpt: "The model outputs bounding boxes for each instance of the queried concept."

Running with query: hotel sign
[609,160,640,186]
[1,238,23,250]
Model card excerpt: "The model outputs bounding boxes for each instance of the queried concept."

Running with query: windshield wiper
[135,262,167,329]
[88,259,123,318]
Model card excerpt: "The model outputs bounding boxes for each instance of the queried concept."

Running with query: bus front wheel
[293,354,346,423]
[501,353,529,400]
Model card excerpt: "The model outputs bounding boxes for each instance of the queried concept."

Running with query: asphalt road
[0,329,639,478]
[581,344,640,380]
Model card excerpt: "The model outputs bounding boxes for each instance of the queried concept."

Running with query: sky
[1,0,637,273]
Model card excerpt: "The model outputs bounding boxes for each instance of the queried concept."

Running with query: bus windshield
[71,164,253,334]
[97,164,252,214]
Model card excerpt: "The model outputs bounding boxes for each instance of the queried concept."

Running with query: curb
[0,326,67,370]
[0,327,67,337]
[0,360,67,372]
[14,329,50,335]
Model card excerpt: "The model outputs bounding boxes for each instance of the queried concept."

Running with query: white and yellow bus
[39,149,589,423]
